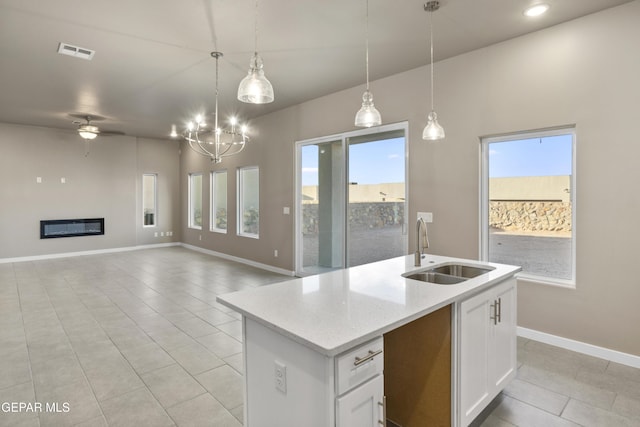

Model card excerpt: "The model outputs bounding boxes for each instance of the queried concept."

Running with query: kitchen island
[217,254,520,426]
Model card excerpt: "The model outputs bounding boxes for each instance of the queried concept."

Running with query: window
[210,170,227,233]
[237,166,259,238]
[481,127,575,286]
[188,173,203,229]
[142,174,157,227]
[295,123,408,276]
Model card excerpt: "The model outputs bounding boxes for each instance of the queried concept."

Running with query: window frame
[188,172,203,230]
[237,166,260,239]
[480,126,576,288]
[210,170,228,234]
[142,173,157,228]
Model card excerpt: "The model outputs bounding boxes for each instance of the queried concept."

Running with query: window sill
[210,228,227,234]
[237,232,259,239]
[516,273,575,289]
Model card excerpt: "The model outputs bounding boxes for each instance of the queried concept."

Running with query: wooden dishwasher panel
[383,304,452,427]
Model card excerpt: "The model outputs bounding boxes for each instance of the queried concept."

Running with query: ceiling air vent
[57,42,95,60]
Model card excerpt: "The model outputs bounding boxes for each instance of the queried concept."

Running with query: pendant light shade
[237,52,274,104]
[238,0,274,104]
[422,111,445,140]
[355,90,381,128]
[354,0,381,128]
[422,1,445,141]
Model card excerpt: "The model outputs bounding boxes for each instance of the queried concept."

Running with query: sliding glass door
[296,123,407,276]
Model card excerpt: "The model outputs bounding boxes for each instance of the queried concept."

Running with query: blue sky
[489,134,573,178]
[300,133,572,185]
[301,137,405,185]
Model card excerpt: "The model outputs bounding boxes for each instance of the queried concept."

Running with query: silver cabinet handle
[496,297,502,323]
[378,396,386,425]
[490,301,497,325]
[354,349,383,366]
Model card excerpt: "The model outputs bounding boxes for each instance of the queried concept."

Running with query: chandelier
[184,52,249,164]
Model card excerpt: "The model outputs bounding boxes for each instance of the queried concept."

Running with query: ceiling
[0,0,633,140]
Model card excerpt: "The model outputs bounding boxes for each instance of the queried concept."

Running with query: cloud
[388,154,400,159]
[302,167,318,173]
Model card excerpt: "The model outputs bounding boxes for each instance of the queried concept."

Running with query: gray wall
[0,123,180,258]
[180,1,640,356]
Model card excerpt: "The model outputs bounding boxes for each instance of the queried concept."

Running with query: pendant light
[354,0,381,128]
[237,0,274,104]
[422,1,445,141]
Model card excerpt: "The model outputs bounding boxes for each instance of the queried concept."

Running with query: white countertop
[217,254,521,356]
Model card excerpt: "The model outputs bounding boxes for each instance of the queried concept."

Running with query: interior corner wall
[0,123,180,258]
[180,1,640,356]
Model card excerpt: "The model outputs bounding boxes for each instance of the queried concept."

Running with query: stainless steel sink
[403,271,466,285]
[403,263,494,285]
[429,264,495,278]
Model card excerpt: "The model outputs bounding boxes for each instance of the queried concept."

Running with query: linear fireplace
[40,218,105,239]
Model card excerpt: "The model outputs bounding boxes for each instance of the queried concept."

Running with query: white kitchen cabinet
[244,318,384,427]
[337,375,384,427]
[458,278,517,426]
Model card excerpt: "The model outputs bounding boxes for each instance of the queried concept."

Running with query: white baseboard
[518,326,640,369]
[0,242,180,264]
[0,242,296,277]
[180,243,296,277]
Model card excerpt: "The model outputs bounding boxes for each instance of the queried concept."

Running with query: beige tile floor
[0,247,638,426]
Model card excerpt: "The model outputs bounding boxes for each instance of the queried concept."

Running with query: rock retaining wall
[490,201,572,232]
[302,202,405,234]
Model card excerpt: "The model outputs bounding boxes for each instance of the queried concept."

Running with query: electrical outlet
[274,249,278,257]
[199,235,202,241]
[274,361,287,393]
[418,212,433,223]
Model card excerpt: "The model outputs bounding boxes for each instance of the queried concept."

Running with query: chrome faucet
[415,217,429,266]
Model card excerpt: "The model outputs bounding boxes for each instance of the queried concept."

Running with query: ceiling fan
[70,114,125,140]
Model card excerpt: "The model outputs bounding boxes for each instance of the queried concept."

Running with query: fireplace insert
[40,218,105,239]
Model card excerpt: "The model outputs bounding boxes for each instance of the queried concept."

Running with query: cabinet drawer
[336,336,384,395]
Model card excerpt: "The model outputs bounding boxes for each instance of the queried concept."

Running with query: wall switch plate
[274,361,287,393]
[160,232,164,236]
[274,249,278,257]
[60,177,66,184]
[418,212,433,223]
[283,207,290,215]
[36,177,42,183]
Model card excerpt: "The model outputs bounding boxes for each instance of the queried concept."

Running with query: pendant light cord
[365,0,370,91]
[429,10,435,112]
[254,0,259,55]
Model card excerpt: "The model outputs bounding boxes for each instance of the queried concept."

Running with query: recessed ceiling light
[524,3,550,17]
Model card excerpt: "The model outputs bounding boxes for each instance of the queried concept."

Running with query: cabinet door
[459,292,491,427]
[336,375,384,427]
[490,279,517,393]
